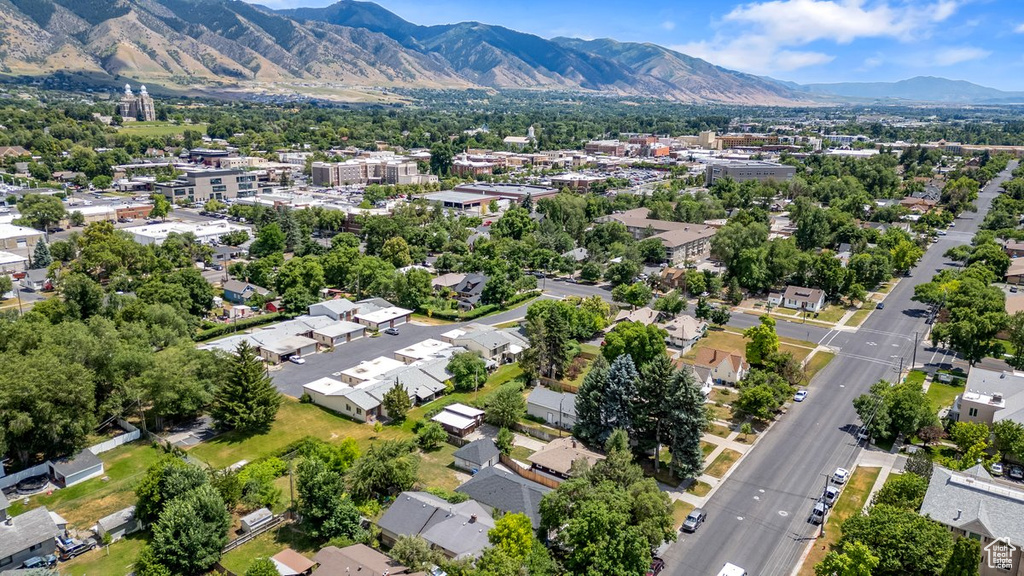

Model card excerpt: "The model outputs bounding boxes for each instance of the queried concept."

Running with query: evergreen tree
[382,383,411,422]
[573,355,609,445]
[211,341,282,433]
[541,310,571,379]
[634,355,676,471]
[665,367,709,480]
[604,354,639,437]
[31,240,52,269]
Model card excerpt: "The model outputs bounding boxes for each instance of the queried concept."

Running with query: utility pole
[912,331,918,369]
[819,473,830,539]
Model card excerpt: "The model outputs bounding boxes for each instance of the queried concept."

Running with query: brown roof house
[660,314,707,352]
[312,544,423,576]
[273,548,317,575]
[770,285,826,313]
[528,437,605,480]
[692,348,749,385]
[614,306,660,326]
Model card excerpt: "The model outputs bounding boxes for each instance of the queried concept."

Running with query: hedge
[421,290,541,321]
[195,312,287,342]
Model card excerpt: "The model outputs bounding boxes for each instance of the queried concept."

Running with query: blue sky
[256,0,1024,90]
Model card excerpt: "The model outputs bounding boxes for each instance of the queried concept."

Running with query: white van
[717,563,747,576]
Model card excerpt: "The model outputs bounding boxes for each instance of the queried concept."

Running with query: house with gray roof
[96,506,141,542]
[308,298,358,321]
[952,367,1024,426]
[377,492,494,559]
[455,466,552,529]
[453,439,500,472]
[920,465,1024,576]
[441,324,529,363]
[527,387,577,430]
[0,496,60,570]
[222,279,270,304]
[48,448,103,488]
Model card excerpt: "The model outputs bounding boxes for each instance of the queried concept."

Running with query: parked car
[991,462,1004,476]
[289,356,306,365]
[57,536,97,560]
[856,428,870,442]
[876,302,884,310]
[794,390,808,402]
[808,501,827,525]
[832,467,850,484]
[384,327,400,335]
[1008,465,1024,480]
[824,486,840,506]
[646,557,665,576]
[1012,286,1019,294]
[681,508,706,533]
[22,555,57,569]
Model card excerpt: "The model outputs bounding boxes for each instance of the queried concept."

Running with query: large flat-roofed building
[550,173,608,192]
[0,223,44,256]
[452,182,558,202]
[584,140,626,156]
[705,161,796,186]
[716,133,781,149]
[653,225,717,264]
[423,191,499,215]
[311,158,436,187]
[154,169,258,203]
[126,220,251,245]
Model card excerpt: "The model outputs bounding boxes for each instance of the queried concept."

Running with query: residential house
[305,360,450,423]
[272,548,317,576]
[1008,259,1024,285]
[222,280,271,304]
[308,299,358,322]
[20,268,51,292]
[562,247,589,262]
[49,448,104,488]
[453,274,488,310]
[441,324,529,363]
[259,335,319,364]
[96,506,141,542]
[455,467,553,529]
[0,492,61,570]
[660,267,689,291]
[679,363,714,397]
[660,314,707,352]
[432,272,466,292]
[452,439,500,473]
[377,492,495,559]
[526,388,577,430]
[353,298,412,331]
[394,339,453,364]
[614,306,660,326]
[432,404,485,437]
[1005,241,1024,259]
[899,196,937,213]
[311,544,417,576]
[951,367,1024,426]
[773,285,826,313]
[310,321,365,348]
[528,437,604,481]
[920,465,1024,576]
[692,348,749,385]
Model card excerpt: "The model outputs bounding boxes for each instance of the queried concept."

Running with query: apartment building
[154,169,257,203]
[584,140,626,156]
[705,161,796,186]
[311,158,437,187]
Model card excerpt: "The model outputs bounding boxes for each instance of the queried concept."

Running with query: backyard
[686,328,817,365]
[61,533,149,576]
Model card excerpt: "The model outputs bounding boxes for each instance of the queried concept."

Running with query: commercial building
[126,220,251,246]
[584,140,626,156]
[423,191,499,215]
[310,158,437,187]
[550,173,608,192]
[951,367,1024,426]
[0,223,44,256]
[0,250,28,273]
[705,161,796,186]
[154,169,258,203]
[452,182,559,202]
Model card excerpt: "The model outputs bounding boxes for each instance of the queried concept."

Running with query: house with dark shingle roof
[0,494,61,570]
[453,438,500,472]
[376,492,494,559]
[456,466,552,528]
[48,448,104,488]
[222,279,271,304]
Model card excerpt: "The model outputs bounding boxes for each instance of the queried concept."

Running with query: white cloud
[930,46,990,66]
[1015,23,1024,34]
[678,0,963,73]
[661,21,677,31]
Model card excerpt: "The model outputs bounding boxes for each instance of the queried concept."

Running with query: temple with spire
[117,84,156,122]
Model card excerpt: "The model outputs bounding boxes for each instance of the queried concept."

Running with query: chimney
[1001,371,1007,379]
[955,509,962,520]
[470,514,477,523]
[571,439,577,448]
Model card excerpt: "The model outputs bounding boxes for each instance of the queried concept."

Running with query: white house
[660,314,707,351]
[773,285,826,313]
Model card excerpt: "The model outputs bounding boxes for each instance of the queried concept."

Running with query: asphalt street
[661,161,1017,576]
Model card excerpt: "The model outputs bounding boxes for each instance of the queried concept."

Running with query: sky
[254,0,1024,90]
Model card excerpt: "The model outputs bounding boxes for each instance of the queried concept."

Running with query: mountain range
[0,0,1013,105]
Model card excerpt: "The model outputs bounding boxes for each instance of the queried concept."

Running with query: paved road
[271,295,555,397]
[662,161,1016,576]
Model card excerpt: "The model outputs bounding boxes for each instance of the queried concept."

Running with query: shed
[453,439,500,472]
[431,403,485,437]
[240,507,273,533]
[96,506,141,542]
[271,548,316,575]
[49,448,104,488]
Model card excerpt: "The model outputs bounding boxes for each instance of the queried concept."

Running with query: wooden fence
[222,512,289,554]
[498,454,561,489]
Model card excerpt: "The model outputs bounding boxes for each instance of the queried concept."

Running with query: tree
[839,504,953,576]
[150,193,172,219]
[580,261,602,283]
[694,296,712,320]
[575,355,610,445]
[709,307,732,326]
[488,512,535,559]
[348,439,419,501]
[31,240,52,269]
[429,141,454,176]
[652,290,685,317]
[245,558,280,576]
[382,383,411,422]
[417,421,447,450]
[135,456,209,524]
[211,341,282,433]
[391,535,438,572]
[872,471,929,511]
[446,352,488,392]
[62,272,104,320]
[381,236,413,268]
[602,321,667,366]
[481,270,515,307]
[994,420,1024,460]
[604,260,641,287]
[665,366,710,480]
[854,379,936,442]
[905,449,934,479]
[486,384,526,429]
[602,355,640,438]
[744,315,779,365]
[612,281,653,309]
[393,268,432,310]
[949,421,991,453]
[150,484,231,575]
[135,545,173,576]
[296,457,364,540]
[637,237,666,263]
[496,427,514,455]
[941,537,981,576]
[1007,311,1024,369]
[815,541,880,576]
[16,194,66,231]
[490,207,536,241]
[0,275,11,298]
[250,223,286,258]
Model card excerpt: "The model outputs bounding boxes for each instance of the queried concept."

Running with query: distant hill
[794,76,1024,103]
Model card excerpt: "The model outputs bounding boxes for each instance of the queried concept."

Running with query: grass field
[803,352,836,385]
[189,399,410,469]
[510,445,536,462]
[687,480,712,497]
[218,524,318,575]
[798,466,881,576]
[707,423,732,438]
[403,364,525,432]
[687,329,815,365]
[115,121,207,137]
[672,500,696,529]
[708,403,735,423]
[846,302,876,328]
[62,533,148,576]
[416,443,461,492]
[708,388,734,405]
[926,380,965,413]
[8,442,165,528]
[701,441,716,458]
[814,305,850,324]
[705,449,742,478]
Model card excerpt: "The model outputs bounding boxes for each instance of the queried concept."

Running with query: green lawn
[510,445,536,462]
[927,380,965,413]
[708,388,734,405]
[7,442,165,528]
[708,403,735,423]
[701,441,716,458]
[846,302,877,327]
[686,480,712,497]
[688,328,815,364]
[803,352,836,385]
[798,466,881,576]
[705,449,742,478]
[218,524,319,575]
[814,305,850,324]
[189,398,411,469]
[671,500,696,529]
[706,423,732,438]
[905,370,927,388]
[61,533,148,576]
[116,121,208,137]
[403,364,525,432]
[416,443,461,492]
